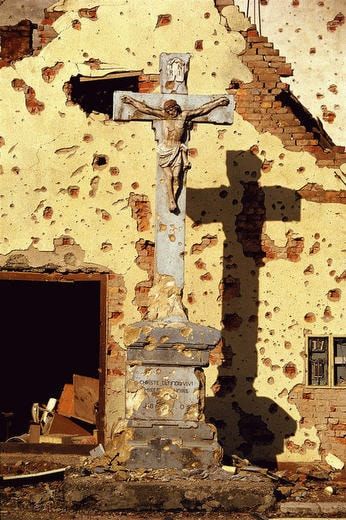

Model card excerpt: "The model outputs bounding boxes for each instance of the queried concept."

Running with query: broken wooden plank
[73,374,99,425]
[57,383,74,418]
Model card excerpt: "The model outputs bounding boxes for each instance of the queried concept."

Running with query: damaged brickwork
[288,384,346,461]
[228,26,346,167]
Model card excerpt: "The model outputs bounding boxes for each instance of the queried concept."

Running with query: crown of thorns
[163,99,179,110]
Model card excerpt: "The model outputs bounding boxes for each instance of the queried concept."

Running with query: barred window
[307,336,346,387]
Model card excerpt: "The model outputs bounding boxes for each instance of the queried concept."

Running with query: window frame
[306,334,346,388]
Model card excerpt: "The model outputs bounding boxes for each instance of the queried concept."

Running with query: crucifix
[113,53,234,320]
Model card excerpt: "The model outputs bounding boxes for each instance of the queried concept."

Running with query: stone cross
[113,53,234,319]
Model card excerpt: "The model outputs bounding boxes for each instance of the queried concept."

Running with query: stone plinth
[123,320,222,469]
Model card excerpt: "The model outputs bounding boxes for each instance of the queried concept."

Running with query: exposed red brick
[191,235,218,254]
[232,25,346,168]
[156,14,172,27]
[327,12,345,32]
[128,193,152,232]
[298,184,346,204]
[78,7,99,20]
[41,62,64,83]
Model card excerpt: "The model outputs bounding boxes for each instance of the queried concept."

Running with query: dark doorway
[0,277,101,441]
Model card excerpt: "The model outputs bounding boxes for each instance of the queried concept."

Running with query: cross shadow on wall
[187,150,301,465]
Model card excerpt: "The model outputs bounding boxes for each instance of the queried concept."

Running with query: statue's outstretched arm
[185,96,229,119]
[121,95,163,118]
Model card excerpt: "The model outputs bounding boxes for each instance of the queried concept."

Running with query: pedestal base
[123,320,222,470]
[127,423,222,470]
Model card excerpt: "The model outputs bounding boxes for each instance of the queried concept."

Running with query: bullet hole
[200,272,212,281]
[327,12,345,32]
[329,270,336,277]
[292,0,299,6]
[219,190,228,198]
[11,167,20,175]
[156,14,172,27]
[110,167,120,177]
[297,166,305,173]
[195,40,203,51]
[113,140,125,151]
[43,206,53,219]
[112,182,122,191]
[223,313,243,331]
[314,233,320,239]
[304,312,316,323]
[269,403,278,414]
[72,19,81,30]
[89,176,100,197]
[78,7,99,20]
[187,293,196,304]
[0,137,5,147]
[327,288,341,302]
[284,341,291,349]
[92,154,109,170]
[283,362,297,379]
[263,358,272,367]
[204,12,210,18]
[309,48,316,54]
[42,62,64,83]
[188,148,198,158]
[11,78,26,91]
[316,92,324,99]
[232,199,238,205]
[265,312,272,320]
[195,258,206,270]
[250,145,259,155]
[218,275,241,301]
[67,186,80,198]
[304,264,314,275]
[309,242,320,255]
[261,160,273,173]
[322,306,334,322]
[321,106,336,123]
[101,242,112,252]
[267,377,274,385]
[84,58,101,70]
[328,84,338,94]
[83,134,93,142]
[100,209,111,221]
[131,182,139,189]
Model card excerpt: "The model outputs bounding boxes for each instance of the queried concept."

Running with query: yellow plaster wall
[0,0,345,462]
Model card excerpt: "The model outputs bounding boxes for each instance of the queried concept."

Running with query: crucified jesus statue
[121,95,230,212]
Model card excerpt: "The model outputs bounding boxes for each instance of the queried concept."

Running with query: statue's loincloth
[158,143,187,169]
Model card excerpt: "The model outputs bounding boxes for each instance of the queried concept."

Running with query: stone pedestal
[123,320,222,469]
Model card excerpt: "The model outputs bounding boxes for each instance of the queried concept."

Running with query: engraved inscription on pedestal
[126,366,200,422]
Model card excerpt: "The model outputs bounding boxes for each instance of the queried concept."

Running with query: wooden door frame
[0,271,107,445]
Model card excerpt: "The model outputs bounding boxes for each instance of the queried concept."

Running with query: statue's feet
[169,200,177,212]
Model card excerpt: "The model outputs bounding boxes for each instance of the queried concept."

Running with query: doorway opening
[0,273,106,447]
